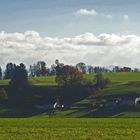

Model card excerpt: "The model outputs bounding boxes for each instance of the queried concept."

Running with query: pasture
[1,72,140,86]
[0,72,140,118]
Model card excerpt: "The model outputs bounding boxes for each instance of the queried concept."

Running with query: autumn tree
[56,65,84,86]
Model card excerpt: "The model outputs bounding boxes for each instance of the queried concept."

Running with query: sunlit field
[0,118,139,140]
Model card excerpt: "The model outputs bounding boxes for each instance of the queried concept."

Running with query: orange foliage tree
[56,65,84,86]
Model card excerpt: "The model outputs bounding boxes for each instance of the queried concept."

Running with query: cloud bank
[0,31,140,68]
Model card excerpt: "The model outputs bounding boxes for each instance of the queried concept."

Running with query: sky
[0,0,140,68]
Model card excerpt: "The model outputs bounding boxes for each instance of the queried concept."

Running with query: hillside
[1,72,140,86]
[0,72,140,118]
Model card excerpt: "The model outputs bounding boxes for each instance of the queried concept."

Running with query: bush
[94,73,110,89]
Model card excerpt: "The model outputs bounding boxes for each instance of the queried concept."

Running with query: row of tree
[0,62,110,104]
[7,61,110,90]
[55,64,110,88]
[0,60,139,79]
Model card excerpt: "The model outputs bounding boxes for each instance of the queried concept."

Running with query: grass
[0,76,57,86]
[29,76,57,86]
[0,79,9,86]
[0,73,139,139]
[85,72,140,83]
[100,84,140,96]
[103,72,140,83]
[0,72,140,118]
[112,112,140,118]
[0,118,139,140]
[1,72,140,86]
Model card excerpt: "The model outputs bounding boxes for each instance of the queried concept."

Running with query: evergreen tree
[0,67,2,80]
[9,63,28,91]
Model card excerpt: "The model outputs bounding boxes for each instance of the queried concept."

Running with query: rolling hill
[0,72,140,118]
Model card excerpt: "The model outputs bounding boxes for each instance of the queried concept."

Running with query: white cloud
[76,9,130,22]
[76,8,113,19]
[76,9,97,16]
[123,14,129,20]
[0,31,140,68]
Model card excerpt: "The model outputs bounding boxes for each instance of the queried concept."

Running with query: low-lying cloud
[0,31,140,68]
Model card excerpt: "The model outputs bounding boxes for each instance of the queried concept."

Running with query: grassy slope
[0,72,140,118]
[29,76,57,86]
[99,73,140,96]
[104,72,140,83]
[1,72,140,85]
[30,72,140,98]
[2,72,140,96]
[0,118,139,140]
[0,76,57,86]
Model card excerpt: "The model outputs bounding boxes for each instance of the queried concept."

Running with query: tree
[56,65,84,86]
[134,68,139,72]
[50,64,56,75]
[4,63,16,79]
[94,73,110,89]
[113,66,120,72]
[55,59,64,75]
[9,63,28,91]
[0,67,2,80]
[76,62,87,74]
[29,61,49,77]
[87,65,94,74]
[37,61,47,76]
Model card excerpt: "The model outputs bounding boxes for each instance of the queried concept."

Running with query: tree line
[0,61,110,106]
[0,60,139,80]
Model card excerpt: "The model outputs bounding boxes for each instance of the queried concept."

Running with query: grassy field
[1,72,140,86]
[0,73,139,139]
[1,72,140,97]
[0,118,139,140]
[0,72,140,118]
[102,73,140,96]
[0,76,57,86]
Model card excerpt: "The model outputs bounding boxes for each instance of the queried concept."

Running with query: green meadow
[0,72,140,118]
[0,73,140,139]
[1,72,140,86]
[1,72,140,97]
